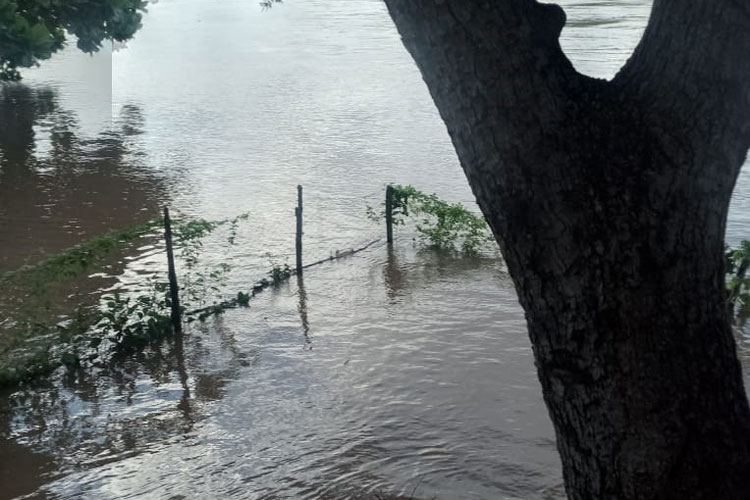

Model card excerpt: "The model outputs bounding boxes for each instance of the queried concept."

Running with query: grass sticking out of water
[0,211,273,387]
[0,220,161,289]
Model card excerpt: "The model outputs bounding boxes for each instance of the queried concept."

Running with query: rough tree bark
[382,1,750,499]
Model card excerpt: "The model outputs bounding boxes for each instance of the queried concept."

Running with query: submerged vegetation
[726,240,750,321]
[7,187,749,387]
[266,252,292,285]
[368,185,494,253]
[0,220,164,383]
[3,185,496,387]
[0,212,269,386]
[0,220,160,288]
[0,204,372,386]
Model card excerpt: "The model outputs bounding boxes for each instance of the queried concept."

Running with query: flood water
[2,1,750,499]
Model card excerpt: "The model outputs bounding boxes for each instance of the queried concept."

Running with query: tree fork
[384,0,750,498]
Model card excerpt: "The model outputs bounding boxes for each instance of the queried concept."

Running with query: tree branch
[615,0,750,166]
[383,0,583,128]
[382,0,597,245]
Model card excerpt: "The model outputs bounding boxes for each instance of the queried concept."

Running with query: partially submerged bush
[368,185,494,253]
[727,240,750,321]
[265,252,292,285]
[99,292,173,350]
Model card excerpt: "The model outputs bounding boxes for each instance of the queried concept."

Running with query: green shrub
[726,240,750,321]
[368,185,494,253]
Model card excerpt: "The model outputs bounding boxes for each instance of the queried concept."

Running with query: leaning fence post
[385,184,394,245]
[163,206,182,335]
[295,185,303,275]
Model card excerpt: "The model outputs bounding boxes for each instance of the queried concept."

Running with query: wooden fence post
[385,184,394,245]
[163,206,182,335]
[295,185,303,275]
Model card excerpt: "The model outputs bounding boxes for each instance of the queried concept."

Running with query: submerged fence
[160,184,407,333]
[0,182,489,386]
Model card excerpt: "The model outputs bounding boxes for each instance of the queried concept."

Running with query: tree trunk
[383,1,750,498]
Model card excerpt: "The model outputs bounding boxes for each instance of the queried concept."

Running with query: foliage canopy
[0,0,147,80]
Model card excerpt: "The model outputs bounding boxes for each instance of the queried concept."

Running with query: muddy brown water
[2,1,750,499]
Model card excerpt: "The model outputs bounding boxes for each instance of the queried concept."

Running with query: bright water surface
[2,1,750,499]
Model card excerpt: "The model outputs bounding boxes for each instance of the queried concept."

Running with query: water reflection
[0,396,56,500]
[0,315,253,498]
[13,0,750,499]
[0,84,163,272]
[381,246,509,302]
[297,275,312,349]
[0,241,554,499]
[0,85,173,373]
[172,332,192,422]
[0,86,56,161]
[383,247,405,302]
